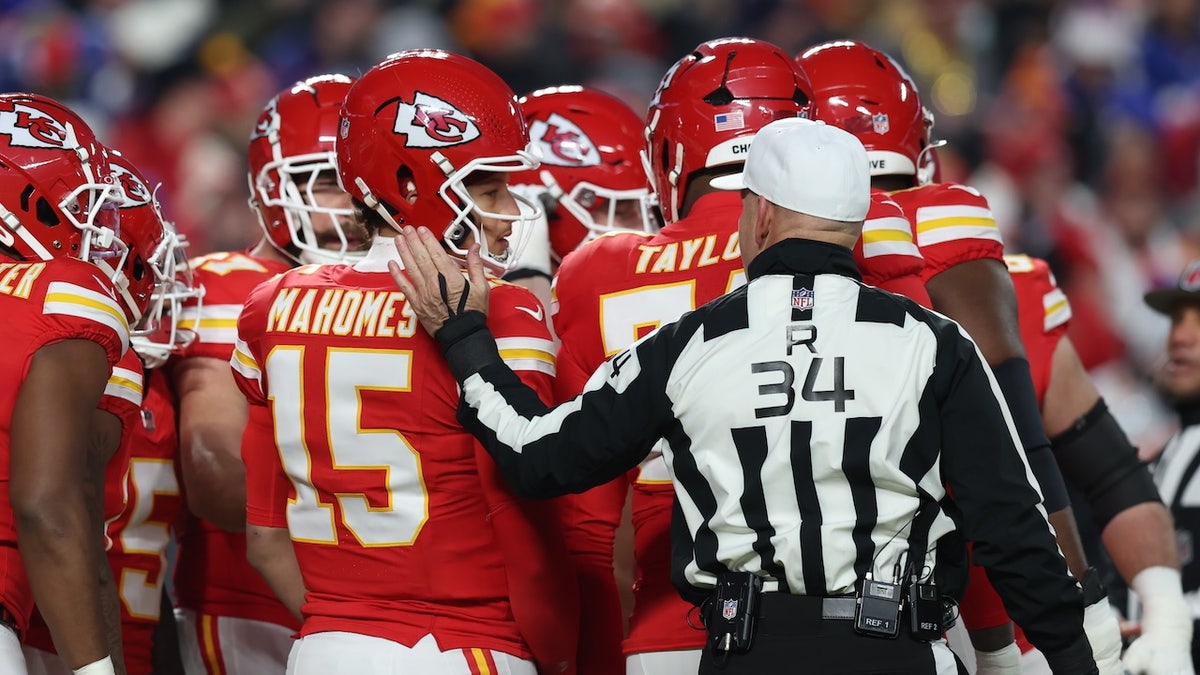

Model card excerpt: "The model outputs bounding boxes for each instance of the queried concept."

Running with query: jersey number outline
[599,274,745,482]
[267,346,428,547]
[117,458,181,620]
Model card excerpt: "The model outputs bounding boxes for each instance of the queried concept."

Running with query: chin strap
[354,177,403,234]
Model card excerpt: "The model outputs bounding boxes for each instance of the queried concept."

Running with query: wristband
[974,642,1022,675]
[1132,566,1191,636]
[73,655,115,675]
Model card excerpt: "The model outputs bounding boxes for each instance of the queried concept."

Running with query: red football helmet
[109,151,203,363]
[0,93,124,266]
[249,73,365,265]
[796,40,940,184]
[514,85,655,260]
[337,49,542,271]
[104,150,177,329]
[646,37,815,223]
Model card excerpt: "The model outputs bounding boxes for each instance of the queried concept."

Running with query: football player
[232,49,576,674]
[504,85,656,316]
[23,152,200,675]
[1003,254,1191,674]
[798,39,1168,674]
[169,74,368,674]
[0,93,166,675]
[549,38,818,674]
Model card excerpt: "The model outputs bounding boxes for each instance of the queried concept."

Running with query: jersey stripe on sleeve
[104,365,145,408]
[914,204,1002,248]
[178,303,242,346]
[44,280,130,351]
[230,338,263,393]
[1043,287,1071,334]
[861,215,921,259]
[496,336,556,376]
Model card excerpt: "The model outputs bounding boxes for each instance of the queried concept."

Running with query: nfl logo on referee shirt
[792,288,814,311]
[722,598,739,620]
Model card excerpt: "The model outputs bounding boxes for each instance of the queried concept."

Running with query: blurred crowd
[3,0,1199,450]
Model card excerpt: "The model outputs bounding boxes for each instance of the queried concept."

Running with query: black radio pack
[854,576,901,639]
[707,572,763,654]
[907,580,943,641]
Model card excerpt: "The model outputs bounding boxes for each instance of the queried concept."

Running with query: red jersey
[99,348,148,543]
[171,250,297,629]
[0,258,128,630]
[232,242,561,658]
[1006,254,1071,407]
[109,368,183,673]
[854,190,929,306]
[889,182,1004,280]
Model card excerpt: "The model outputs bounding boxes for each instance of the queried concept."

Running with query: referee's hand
[388,225,490,337]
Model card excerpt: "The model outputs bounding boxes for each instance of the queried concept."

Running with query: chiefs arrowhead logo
[112,162,152,208]
[249,96,281,142]
[393,92,479,148]
[530,113,598,168]
[0,102,71,149]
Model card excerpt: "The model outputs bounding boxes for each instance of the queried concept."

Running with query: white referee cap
[710,117,870,223]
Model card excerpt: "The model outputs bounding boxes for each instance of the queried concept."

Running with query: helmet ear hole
[35,196,60,227]
[131,255,146,281]
[395,165,416,205]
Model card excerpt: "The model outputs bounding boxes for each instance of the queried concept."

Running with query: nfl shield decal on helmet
[872,112,890,135]
[792,288,815,311]
[0,102,71,149]
[393,91,480,148]
[531,112,599,167]
[722,598,739,620]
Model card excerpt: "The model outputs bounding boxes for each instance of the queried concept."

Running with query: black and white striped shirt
[447,238,1086,654]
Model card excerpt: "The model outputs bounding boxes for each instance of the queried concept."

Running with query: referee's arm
[443,312,683,499]
[935,325,1095,670]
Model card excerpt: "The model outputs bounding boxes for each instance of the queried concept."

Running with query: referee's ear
[753,193,773,248]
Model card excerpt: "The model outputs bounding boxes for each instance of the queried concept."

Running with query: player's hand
[1121,568,1194,675]
[1083,596,1126,675]
[1122,631,1195,674]
[388,226,490,337]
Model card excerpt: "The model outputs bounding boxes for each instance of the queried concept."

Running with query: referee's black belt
[756,592,861,621]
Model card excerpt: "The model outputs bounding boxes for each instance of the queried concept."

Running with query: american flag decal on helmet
[714,110,745,132]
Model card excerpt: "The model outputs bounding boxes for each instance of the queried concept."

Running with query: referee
[389,118,1097,674]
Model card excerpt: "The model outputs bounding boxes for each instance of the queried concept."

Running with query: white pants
[287,632,535,675]
[22,647,68,675]
[177,608,292,675]
[625,649,701,675]
[1,625,28,675]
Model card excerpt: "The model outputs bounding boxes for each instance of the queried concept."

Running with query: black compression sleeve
[1050,398,1162,528]
[435,311,503,382]
[991,358,1070,512]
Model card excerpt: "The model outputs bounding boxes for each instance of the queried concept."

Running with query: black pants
[698,594,966,675]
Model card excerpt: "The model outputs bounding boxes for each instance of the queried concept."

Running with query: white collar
[352,235,402,273]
